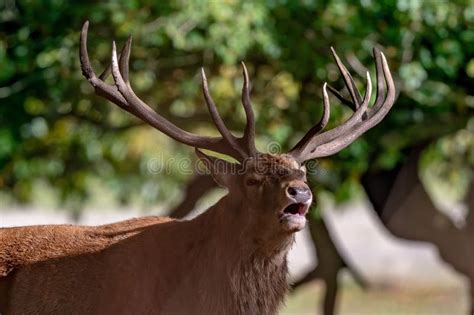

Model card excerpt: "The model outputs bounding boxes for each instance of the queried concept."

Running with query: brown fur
[0,154,307,315]
[0,216,172,278]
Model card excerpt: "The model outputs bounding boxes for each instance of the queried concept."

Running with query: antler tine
[119,35,132,84]
[370,47,386,114]
[200,68,247,158]
[291,49,395,161]
[327,48,389,117]
[330,47,363,108]
[97,35,131,82]
[240,62,257,156]
[321,71,372,140]
[308,52,394,158]
[80,21,128,109]
[315,83,331,132]
[109,42,220,152]
[367,51,395,120]
[329,48,387,113]
[290,83,331,152]
[326,84,356,111]
[81,21,253,161]
[290,71,372,159]
[98,59,113,81]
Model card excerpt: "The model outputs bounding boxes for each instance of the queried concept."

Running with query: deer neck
[192,194,291,314]
[198,194,295,260]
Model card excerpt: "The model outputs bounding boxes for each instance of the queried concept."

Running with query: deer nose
[286,185,312,203]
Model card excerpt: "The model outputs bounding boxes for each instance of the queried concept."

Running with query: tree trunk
[363,144,474,315]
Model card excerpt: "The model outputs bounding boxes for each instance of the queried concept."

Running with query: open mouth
[278,202,309,232]
[282,203,308,216]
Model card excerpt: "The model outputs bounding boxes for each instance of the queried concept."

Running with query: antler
[79,21,257,162]
[289,47,395,162]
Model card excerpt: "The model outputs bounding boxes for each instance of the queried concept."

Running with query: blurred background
[1,0,473,314]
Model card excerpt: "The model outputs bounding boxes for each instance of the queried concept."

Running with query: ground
[283,281,466,315]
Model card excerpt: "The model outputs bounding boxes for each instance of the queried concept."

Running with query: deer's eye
[246,178,261,186]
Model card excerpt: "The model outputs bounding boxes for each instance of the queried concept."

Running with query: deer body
[1,195,291,314]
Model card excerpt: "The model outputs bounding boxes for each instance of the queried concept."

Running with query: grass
[282,281,467,315]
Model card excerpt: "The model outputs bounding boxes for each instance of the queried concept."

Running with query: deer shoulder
[0,216,173,277]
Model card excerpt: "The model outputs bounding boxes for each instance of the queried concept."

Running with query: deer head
[80,21,395,237]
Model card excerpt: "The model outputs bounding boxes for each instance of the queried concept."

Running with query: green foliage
[0,0,472,213]
[421,120,474,202]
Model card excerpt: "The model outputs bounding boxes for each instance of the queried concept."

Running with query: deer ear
[195,149,237,188]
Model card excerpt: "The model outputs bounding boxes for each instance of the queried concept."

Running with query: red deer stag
[0,21,395,314]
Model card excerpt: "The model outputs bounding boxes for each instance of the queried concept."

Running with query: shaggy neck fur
[196,194,293,314]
